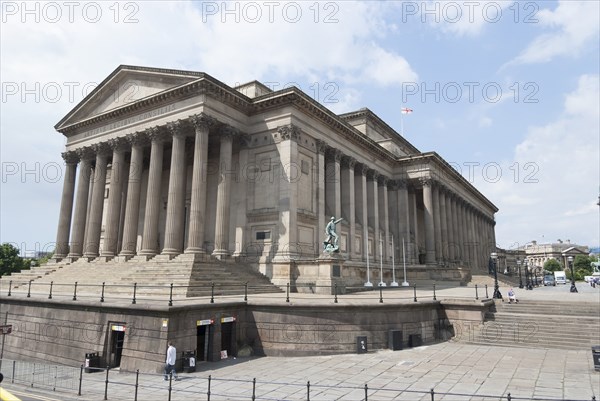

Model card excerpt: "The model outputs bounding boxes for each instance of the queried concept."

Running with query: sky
[1,0,599,256]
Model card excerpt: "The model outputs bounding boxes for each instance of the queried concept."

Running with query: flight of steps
[0,256,282,300]
[454,299,600,350]
[470,273,521,288]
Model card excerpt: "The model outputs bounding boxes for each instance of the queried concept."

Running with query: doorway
[196,323,213,362]
[109,324,126,368]
[220,320,236,358]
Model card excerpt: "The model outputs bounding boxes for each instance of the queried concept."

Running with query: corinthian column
[119,133,146,258]
[421,178,436,265]
[186,114,214,254]
[68,147,93,258]
[212,126,236,258]
[53,151,78,259]
[101,138,127,258]
[83,143,110,258]
[162,121,188,256]
[341,156,356,257]
[139,127,166,257]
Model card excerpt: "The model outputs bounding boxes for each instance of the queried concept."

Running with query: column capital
[326,148,342,162]
[315,139,328,154]
[126,131,149,147]
[367,169,379,181]
[62,151,79,164]
[277,124,301,141]
[167,120,187,138]
[189,113,217,130]
[75,146,95,161]
[395,178,409,189]
[341,156,356,168]
[91,142,111,157]
[378,175,389,186]
[359,163,369,176]
[419,177,433,187]
[107,137,129,152]
[145,126,168,142]
[219,125,238,141]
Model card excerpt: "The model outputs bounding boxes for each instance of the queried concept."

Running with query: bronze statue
[323,216,343,253]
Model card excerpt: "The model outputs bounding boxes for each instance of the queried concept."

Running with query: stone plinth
[294,253,346,294]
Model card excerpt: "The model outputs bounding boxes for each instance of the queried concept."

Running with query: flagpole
[402,237,409,287]
[365,235,372,287]
[391,234,398,286]
[379,233,385,287]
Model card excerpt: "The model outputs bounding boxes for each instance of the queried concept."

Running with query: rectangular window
[256,231,271,240]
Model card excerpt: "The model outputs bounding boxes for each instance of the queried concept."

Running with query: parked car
[543,274,556,286]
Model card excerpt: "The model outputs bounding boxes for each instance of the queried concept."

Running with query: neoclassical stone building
[52,65,498,287]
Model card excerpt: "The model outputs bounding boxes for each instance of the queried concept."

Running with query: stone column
[212,126,236,258]
[432,182,442,264]
[101,138,127,258]
[396,179,411,262]
[450,194,460,262]
[119,133,146,258]
[465,206,475,268]
[368,170,379,261]
[186,114,214,255]
[67,148,93,258]
[316,141,327,255]
[325,148,342,220]
[341,156,356,257]
[408,188,419,263]
[139,128,166,257]
[379,177,389,261]
[439,186,448,265]
[54,151,78,259]
[83,143,109,258]
[359,164,369,261]
[445,192,455,262]
[458,200,467,265]
[162,121,188,256]
[421,178,436,265]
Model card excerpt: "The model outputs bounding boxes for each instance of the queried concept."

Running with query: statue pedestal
[295,252,346,295]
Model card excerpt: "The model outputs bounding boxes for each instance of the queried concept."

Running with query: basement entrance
[196,319,214,362]
[220,317,236,358]
[108,324,126,368]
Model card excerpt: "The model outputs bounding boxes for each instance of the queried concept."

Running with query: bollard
[104,366,109,400]
[48,281,53,299]
[433,283,437,301]
[307,380,310,401]
[53,365,57,391]
[134,369,139,401]
[132,282,137,304]
[252,378,256,401]
[379,284,383,303]
[31,362,35,387]
[73,282,78,301]
[78,365,83,396]
[430,388,435,401]
[364,384,368,401]
[210,282,215,304]
[413,284,417,302]
[207,375,212,401]
[101,282,105,302]
[169,283,173,306]
[286,283,290,303]
[27,280,32,298]
[8,280,12,296]
[244,282,248,302]
[485,284,489,299]
[334,283,338,303]
[12,360,16,383]
[507,393,511,401]
[168,372,172,401]
[475,284,479,300]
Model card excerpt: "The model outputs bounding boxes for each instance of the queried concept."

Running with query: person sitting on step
[507,288,518,304]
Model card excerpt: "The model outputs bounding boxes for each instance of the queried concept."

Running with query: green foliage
[543,259,562,272]
[573,255,594,274]
[0,243,30,277]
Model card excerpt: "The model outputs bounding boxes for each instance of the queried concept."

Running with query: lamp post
[568,255,578,293]
[490,252,502,299]
[517,258,523,289]
[525,260,532,290]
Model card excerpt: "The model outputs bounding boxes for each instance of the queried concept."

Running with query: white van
[554,271,567,285]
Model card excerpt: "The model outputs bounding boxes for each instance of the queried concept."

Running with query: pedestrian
[507,288,518,304]
[164,341,179,381]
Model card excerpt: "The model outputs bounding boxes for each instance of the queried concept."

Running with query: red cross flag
[401,107,413,114]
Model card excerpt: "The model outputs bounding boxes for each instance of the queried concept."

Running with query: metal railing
[1,359,596,401]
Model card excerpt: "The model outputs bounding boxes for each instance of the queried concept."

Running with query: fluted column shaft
[439,189,448,264]
[432,183,442,263]
[83,151,108,258]
[450,195,459,261]
[120,141,144,256]
[458,201,467,264]
[422,179,436,264]
[68,156,92,257]
[163,125,187,255]
[140,131,165,256]
[101,144,126,257]
[445,192,455,261]
[212,131,234,257]
[341,157,356,257]
[359,166,369,261]
[379,179,389,261]
[54,156,77,258]
[368,172,379,261]
[186,117,211,253]
[316,141,326,255]
[396,181,410,260]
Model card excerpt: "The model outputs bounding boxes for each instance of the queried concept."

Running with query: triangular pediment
[56,65,204,130]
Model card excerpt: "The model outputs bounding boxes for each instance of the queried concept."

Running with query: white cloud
[479,74,600,248]
[508,0,600,65]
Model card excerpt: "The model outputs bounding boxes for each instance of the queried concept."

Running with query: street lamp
[567,255,578,293]
[517,258,523,289]
[490,252,502,299]
[525,259,533,290]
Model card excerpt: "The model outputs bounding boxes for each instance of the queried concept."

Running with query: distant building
[520,240,589,270]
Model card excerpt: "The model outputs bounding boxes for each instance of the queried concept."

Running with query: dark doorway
[196,324,212,362]
[109,327,125,367]
[221,321,236,358]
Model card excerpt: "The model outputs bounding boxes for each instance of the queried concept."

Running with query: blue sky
[1,0,599,256]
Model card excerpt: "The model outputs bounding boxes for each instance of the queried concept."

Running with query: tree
[543,259,562,272]
[573,255,594,275]
[0,243,30,277]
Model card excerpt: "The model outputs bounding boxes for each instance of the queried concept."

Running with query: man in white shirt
[164,341,179,381]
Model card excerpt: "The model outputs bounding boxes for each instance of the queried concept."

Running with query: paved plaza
[1,283,598,401]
